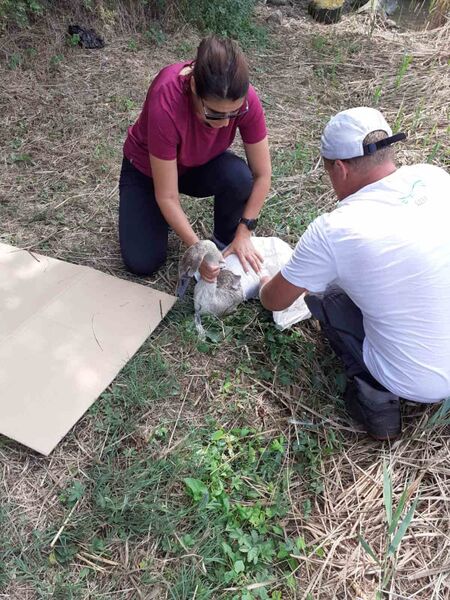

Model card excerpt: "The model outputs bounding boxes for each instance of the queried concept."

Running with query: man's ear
[335,159,349,180]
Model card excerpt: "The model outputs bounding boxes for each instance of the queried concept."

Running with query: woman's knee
[218,154,253,198]
[122,248,166,276]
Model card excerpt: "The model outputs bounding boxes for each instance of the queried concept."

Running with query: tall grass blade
[388,486,409,536]
[383,461,392,529]
[427,397,450,427]
[388,497,419,557]
[358,535,381,565]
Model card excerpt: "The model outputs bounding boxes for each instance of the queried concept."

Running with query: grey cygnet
[177,240,244,337]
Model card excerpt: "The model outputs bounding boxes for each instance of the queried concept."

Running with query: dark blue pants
[119,152,253,276]
[305,287,387,390]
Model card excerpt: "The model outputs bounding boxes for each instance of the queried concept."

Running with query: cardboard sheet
[0,243,176,455]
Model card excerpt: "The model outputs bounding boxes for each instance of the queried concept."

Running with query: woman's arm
[150,154,199,247]
[150,154,219,282]
[242,135,272,219]
[223,136,272,272]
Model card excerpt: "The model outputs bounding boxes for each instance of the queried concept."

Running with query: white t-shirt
[281,164,450,402]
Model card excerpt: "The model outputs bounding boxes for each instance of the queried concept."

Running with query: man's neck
[342,162,397,200]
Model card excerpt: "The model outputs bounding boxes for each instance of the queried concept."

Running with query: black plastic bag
[67,25,105,49]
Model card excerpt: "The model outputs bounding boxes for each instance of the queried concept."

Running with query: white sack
[223,237,311,330]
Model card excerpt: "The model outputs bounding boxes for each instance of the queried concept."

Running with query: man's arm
[260,272,307,312]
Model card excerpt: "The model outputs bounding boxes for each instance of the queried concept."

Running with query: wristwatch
[239,217,258,231]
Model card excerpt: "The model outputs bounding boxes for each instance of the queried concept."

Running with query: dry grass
[1,4,449,599]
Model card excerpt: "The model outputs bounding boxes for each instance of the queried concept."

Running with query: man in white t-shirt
[260,107,450,440]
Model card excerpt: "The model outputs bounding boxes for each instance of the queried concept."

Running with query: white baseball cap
[320,107,398,160]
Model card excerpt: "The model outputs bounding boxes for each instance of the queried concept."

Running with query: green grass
[41,425,337,598]
[1,425,338,598]
[0,0,266,49]
[272,142,315,178]
[3,10,448,599]
[359,462,420,599]
[258,143,327,241]
[178,0,266,47]
[0,308,342,598]
[0,505,11,589]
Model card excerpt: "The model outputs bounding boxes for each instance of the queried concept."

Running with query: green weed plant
[359,461,419,598]
[44,425,331,598]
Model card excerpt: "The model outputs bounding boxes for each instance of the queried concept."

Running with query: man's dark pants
[304,286,388,391]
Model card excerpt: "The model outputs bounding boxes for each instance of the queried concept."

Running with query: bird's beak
[176,276,191,299]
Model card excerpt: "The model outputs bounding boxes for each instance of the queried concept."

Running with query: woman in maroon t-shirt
[119,35,271,280]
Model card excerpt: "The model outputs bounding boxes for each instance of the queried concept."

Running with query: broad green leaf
[67,480,85,505]
[234,559,245,573]
[224,569,235,584]
[286,573,296,589]
[271,525,283,535]
[181,533,195,548]
[248,546,259,564]
[222,541,235,559]
[205,329,221,343]
[183,478,208,503]
[211,429,225,441]
[196,341,209,353]
[295,536,307,552]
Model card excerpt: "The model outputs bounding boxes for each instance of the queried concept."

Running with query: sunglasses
[201,98,249,121]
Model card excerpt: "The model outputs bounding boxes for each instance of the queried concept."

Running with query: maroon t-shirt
[123,62,267,178]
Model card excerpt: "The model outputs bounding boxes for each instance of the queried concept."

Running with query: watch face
[241,218,258,231]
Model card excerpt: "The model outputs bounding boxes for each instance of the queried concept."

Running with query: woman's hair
[192,35,249,101]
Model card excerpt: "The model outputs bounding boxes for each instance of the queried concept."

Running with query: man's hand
[199,259,221,283]
[260,272,306,311]
[223,225,264,273]
[259,274,270,289]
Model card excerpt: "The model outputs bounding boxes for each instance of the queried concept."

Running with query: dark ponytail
[192,35,249,101]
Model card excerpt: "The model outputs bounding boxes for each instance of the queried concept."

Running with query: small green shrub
[7,52,23,69]
[144,23,166,46]
[67,32,81,47]
[0,0,44,28]
[178,0,266,46]
[1,0,265,46]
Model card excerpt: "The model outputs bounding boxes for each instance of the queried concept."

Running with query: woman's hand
[223,225,264,273]
[199,259,221,283]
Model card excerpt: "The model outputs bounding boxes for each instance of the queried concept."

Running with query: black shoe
[344,376,401,440]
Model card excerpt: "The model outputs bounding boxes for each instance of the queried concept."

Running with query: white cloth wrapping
[223,237,311,330]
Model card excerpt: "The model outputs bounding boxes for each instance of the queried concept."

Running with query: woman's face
[189,76,246,128]
[198,96,247,129]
